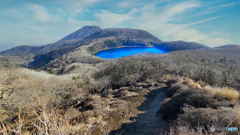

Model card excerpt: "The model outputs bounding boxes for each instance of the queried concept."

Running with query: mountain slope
[154,41,210,51]
[0,45,43,55]
[168,44,240,65]
[214,45,240,55]
[85,28,162,43]
[58,26,102,42]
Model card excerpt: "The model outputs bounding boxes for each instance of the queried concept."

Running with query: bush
[72,76,79,80]
[214,87,239,101]
[118,90,129,97]
[87,46,97,54]
[93,55,167,92]
[57,66,65,74]
[159,88,235,120]
[110,100,128,111]
[178,107,240,130]
[165,83,188,98]
[165,79,178,86]
[204,86,240,101]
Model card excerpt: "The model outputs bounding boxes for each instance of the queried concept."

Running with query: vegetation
[1,26,240,134]
[90,53,240,134]
[159,77,240,135]
[154,40,209,51]
[87,46,97,54]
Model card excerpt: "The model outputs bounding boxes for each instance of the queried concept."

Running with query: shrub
[110,100,128,111]
[108,89,114,93]
[214,87,239,101]
[87,46,97,54]
[197,80,207,87]
[118,90,129,97]
[83,110,94,119]
[182,78,194,85]
[178,107,240,130]
[57,66,65,74]
[204,86,240,101]
[162,98,171,104]
[94,110,107,117]
[165,79,178,86]
[188,82,202,88]
[165,83,188,98]
[72,76,79,80]
[159,88,235,120]
[92,55,167,92]
[71,65,77,70]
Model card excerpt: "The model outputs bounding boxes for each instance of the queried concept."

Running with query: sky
[0,0,239,50]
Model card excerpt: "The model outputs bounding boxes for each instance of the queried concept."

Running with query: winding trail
[110,87,169,135]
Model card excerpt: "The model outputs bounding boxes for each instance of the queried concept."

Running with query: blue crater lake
[95,46,168,59]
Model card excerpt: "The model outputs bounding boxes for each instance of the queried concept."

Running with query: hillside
[154,41,210,51]
[58,26,102,41]
[169,44,240,65]
[85,28,162,43]
[0,45,43,55]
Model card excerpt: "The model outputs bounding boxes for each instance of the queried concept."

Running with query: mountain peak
[58,26,102,42]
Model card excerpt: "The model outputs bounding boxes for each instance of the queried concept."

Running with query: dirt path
[109,87,168,135]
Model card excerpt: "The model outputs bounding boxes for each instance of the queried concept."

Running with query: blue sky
[0,0,239,50]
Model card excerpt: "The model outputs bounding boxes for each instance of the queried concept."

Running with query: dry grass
[163,74,172,81]
[204,86,239,101]
[0,67,84,112]
[0,97,83,134]
[167,122,228,135]
[185,78,194,84]
[118,90,129,97]
[0,67,102,134]
[0,95,110,135]
[161,76,240,134]
[197,80,207,87]
[177,77,239,101]
[214,87,239,101]
[162,98,171,104]
[188,82,202,88]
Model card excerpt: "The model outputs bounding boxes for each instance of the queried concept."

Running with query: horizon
[0,0,239,51]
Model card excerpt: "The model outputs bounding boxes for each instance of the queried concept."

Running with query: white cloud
[0,0,237,49]
[28,4,63,23]
[173,29,230,45]
[131,1,231,46]
[95,10,133,28]
[115,0,169,9]
[162,2,199,18]
[187,16,219,26]
[193,2,240,17]
[209,2,240,10]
